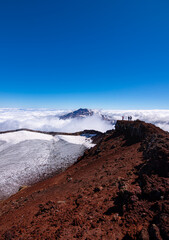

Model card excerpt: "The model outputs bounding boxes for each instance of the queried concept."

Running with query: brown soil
[0,120,168,239]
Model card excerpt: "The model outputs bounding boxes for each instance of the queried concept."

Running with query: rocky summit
[0,120,168,239]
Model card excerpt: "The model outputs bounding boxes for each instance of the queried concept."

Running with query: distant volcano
[59,108,94,120]
[59,108,116,126]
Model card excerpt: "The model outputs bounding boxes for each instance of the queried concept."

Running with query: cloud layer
[0,109,113,133]
[100,109,169,131]
[0,108,169,133]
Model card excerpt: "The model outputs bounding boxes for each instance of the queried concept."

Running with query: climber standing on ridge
[122,116,124,120]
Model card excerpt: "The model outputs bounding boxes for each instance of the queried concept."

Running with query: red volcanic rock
[0,120,168,239]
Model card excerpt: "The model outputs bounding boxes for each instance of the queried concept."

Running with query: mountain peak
[59,108,94,120]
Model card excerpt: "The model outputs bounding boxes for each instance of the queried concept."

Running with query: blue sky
[0,0,169,109]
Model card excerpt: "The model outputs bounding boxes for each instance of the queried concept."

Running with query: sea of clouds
[0,108,112,132]
[0,108,169,132]
[100,109,169,132]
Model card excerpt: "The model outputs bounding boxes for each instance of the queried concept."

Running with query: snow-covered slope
[0,131,94,200]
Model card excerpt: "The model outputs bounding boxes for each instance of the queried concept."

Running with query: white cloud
[0,109,113,133]
[100,109,169,131]
[57,115,113,133]
[0,108,169,133]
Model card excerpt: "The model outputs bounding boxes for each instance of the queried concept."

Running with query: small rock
[149,224,162,240]
[18,185,27,191]
[72,217,83,226]
[138,227,149,240]
[67,177,72,182]
[93,187,101,193]
[112,213,119,221]
[57,201,66,204]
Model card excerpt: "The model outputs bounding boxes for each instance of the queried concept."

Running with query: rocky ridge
[0,120,168,239]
